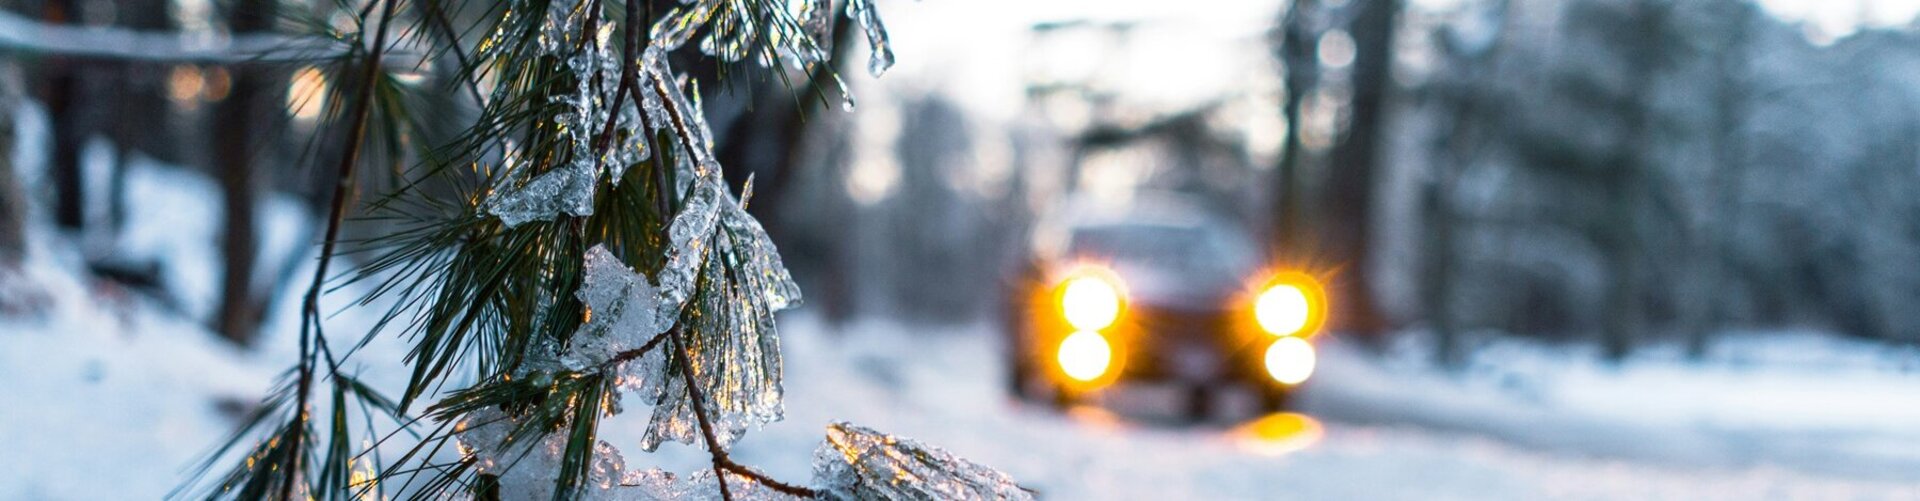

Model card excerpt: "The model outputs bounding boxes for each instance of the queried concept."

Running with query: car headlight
[1263,336,1316,385]
[1255,272,1325,336]
[1060,271,1122,331]
[1057,330,1113,382]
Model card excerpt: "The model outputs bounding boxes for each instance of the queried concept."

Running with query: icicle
[639,232,780,452]
[652,0,834,66]
[846,0,895,77]
[811,422,1033,501]
[640,53,718,174]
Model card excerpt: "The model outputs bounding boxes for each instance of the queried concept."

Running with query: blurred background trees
[1387,0,1920,363]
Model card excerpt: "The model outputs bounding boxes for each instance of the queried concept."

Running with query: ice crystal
[633,172,804,452]
[680,469,808,501]
[811,422,1033,501]
[651,0,834,66]
[566,245,663,371]
[457,408,692,500]
[454,408,584,500]
[640,51,719,173]
[486,161,597,227]
[614,469,683,500]
[846,0,895,77]
[649,175,726,332]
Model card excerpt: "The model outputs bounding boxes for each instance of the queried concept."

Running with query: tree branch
[670,332,822,499]
[0,9,421,66]
[282,1,400,499]
[672,334,737,501]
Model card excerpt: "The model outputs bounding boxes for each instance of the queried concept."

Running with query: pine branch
[670,333,823,499]
[597,330,670,370]
[280,1,400,499]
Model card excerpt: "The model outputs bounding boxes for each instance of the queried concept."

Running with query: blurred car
[1002,195,1326,419]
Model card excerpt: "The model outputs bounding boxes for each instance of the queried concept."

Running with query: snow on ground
[662,317,1920,500]
[1307,330,1920,483]
[0,226,273,500]
[4,144,1920,498]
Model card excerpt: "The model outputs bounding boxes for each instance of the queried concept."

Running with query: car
[1002,195,1327,419]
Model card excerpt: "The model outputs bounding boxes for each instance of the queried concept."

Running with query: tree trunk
[1322,0,1398,338]
[1602,0,1666,363]
[0,62,22,265]
[109,0,177,234]
[214,0,277,344]
[1272,0,1319,256]
[40,0,85,231]
[1688,8,1753,360]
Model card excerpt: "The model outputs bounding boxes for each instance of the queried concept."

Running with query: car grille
[1123,305,1244,380]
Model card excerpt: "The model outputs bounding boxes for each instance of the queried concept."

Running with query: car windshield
[1067,223,1258,281]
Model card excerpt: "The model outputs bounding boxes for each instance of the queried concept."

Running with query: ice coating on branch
[846,0,895,77]
[633,173,803,452]
[721,193,804,311]
[640,51,719,174]
[487,1,667,227]
[566,245,663,372]
[649,176,725,333]
[651,0,833,65]
[456,408,691,500]
[639,226,786,451]
[680,469,808,501]
[486,162,597,227]
[553,3,651,184]
[812,422,1033,501]
[455,408,626,500]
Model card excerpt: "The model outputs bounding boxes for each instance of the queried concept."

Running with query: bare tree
[1322,0,1401,338]
[213,0,280,344]
[1272,0,1321,255]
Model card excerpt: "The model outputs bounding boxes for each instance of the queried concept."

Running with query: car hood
[1111,262,1244,312]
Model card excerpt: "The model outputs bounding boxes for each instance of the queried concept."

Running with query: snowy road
[612,316,1920,500]
[5,299,1920,499]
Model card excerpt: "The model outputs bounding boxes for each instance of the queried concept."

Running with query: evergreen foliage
[178,1,1029,499]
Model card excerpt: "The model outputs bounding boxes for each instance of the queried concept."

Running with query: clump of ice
[811,422,1032,500]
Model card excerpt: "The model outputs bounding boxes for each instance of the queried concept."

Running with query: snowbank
[1305,330,1920,482]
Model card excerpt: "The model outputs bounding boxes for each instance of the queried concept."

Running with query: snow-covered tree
[177,1,1032,499]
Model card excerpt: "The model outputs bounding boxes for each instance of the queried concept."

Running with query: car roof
[1031,192,1250,259]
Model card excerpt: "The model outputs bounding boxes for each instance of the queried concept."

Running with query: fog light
[1061,273,1122,331]
[1057,330,1113,382]
[1263,337,1316,385]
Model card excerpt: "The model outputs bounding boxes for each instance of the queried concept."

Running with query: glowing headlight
[1060,273,1122,331]
[1254,272,1324,336]
[1263,337,1316,385]
[1255,284,1312,336]
[1057,330,1113,382]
